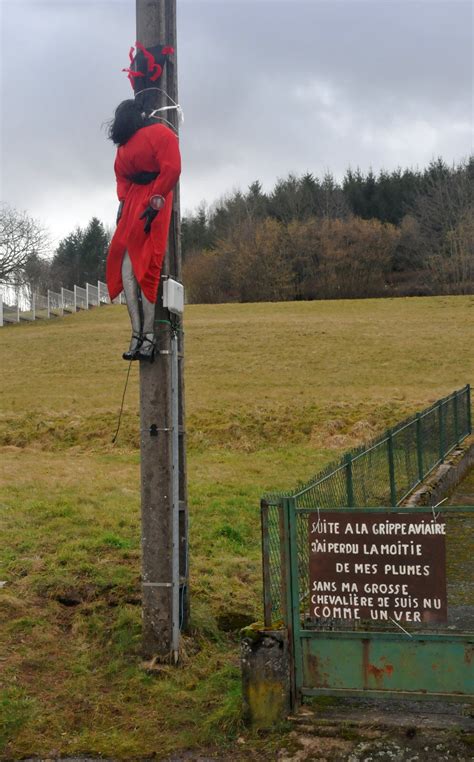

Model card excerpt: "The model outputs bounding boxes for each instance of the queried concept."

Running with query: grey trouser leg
[121,251,141,335]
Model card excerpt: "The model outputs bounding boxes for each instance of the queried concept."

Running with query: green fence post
[287,497,303,707]
[387,430,397,507]
[260,500,272,628]
[467,384,472,435]
[280,500,292,630]
[345,453,354,507]
[439,401,445,462]
[453,392,459,446]
[416,413,424,481]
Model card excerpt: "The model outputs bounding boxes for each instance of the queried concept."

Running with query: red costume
[106,122,181,303]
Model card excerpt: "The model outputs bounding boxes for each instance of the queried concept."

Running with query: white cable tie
[390,617,413,638]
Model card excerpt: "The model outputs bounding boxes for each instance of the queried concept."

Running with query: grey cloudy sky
[0,0,472,246]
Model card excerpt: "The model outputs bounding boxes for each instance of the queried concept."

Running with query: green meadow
[1,295,473,759]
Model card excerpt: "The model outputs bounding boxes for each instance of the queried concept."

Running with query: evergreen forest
[181,157,473,302]
[3,157,472,303]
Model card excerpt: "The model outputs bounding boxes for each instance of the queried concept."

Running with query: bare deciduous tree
[427,207,474,294]
[0,204,50,283]
[413,157,473,260]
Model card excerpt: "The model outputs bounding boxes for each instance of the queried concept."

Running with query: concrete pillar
[241,627,291,728]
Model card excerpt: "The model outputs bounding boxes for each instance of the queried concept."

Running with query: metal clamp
[145,424,172,437]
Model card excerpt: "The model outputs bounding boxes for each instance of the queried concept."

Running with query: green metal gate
[281,500,473,702]
[261,386,473,704]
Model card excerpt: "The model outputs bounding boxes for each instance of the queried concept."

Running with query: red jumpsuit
[106,123,181,303]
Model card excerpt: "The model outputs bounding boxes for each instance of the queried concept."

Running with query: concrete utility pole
[136,0,188,660]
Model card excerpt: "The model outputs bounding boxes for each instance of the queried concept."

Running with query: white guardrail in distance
[61,287,76,313]
[98,280,110,304]
[86,283,99,307]
[34,293,49,319]
[48,290,63,317]
[0,280,126,327]
[1,297,20,324]
[74,285,88,310]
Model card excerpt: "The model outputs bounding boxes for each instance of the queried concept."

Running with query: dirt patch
[278,705,474,761]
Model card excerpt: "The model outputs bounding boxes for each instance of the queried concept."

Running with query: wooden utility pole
[136,0,188,660]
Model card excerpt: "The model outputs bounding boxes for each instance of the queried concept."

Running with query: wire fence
[261,385,472,626]
[47,289,63,317]
[0,280,126,326]
[61,287,76,313]
[98,281,110,304]
[86,283,99,307]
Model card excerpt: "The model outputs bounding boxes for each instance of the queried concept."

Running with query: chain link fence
[261,385,472,626]
[0,280,123,326]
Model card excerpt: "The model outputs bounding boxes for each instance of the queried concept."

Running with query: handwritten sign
[309,512,447,624]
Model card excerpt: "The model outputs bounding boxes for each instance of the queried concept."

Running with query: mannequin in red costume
[106,42,181,361]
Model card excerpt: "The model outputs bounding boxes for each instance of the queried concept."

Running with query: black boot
[122,333,142,361]
[137,333,157,362]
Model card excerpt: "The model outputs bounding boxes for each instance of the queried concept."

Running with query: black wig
[108,96,153,146]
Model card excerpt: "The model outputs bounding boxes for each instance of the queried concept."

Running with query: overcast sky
[0,0,472,246]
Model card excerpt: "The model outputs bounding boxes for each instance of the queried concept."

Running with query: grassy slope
[0,296,473,759]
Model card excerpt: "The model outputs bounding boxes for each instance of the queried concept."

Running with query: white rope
[136,86,184,126]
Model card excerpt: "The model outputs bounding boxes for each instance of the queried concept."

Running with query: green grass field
[1,296,473,759]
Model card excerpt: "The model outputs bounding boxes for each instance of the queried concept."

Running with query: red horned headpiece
[122,42,174,92]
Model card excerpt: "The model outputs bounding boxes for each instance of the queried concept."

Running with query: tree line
[182,157,473,302]
[2,156,472,304]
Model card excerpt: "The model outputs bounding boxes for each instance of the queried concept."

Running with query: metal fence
[34,293,49,319]
[285,501,473,702]
[261,385,472,626]
[0,300,20,324]
[86,283,99,307]
[98,281,110,304]
[74,285,87,310]
[61,287,76,313]
[0,280,123,326]
[47,289,63,317]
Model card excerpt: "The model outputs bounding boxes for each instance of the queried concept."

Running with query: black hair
[108,97,153,146]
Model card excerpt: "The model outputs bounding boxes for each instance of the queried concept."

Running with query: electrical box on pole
[136,0,189,661]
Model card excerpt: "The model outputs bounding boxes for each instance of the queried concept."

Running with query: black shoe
[122,333,142,361]
[137,333,157,362]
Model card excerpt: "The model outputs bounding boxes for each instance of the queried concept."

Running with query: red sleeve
[146,125,182,201]
[114,154,131,201]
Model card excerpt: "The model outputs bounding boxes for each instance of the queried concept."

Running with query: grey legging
[121,251,155,335]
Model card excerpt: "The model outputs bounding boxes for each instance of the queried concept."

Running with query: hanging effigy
[106,42,182,361]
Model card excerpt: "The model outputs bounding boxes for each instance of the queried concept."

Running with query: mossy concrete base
[403,435,474,507]
[241,626,291,728]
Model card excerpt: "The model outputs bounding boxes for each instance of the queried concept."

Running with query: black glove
[116,201,124,225]
[139,205,159,234]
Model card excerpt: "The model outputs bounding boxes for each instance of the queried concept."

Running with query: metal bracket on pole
[143,582,173,588]
[171,331,180,661]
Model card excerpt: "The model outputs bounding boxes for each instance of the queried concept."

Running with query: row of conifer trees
[12,157,472,304]
[181,157,473,302]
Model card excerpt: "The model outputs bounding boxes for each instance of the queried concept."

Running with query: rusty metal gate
[261,387,473,705]
[279,499,473,703]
